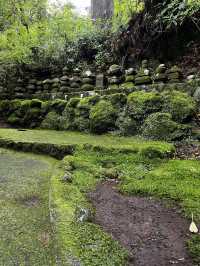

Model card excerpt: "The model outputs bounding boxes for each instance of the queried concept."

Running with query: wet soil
[88,181,194,266]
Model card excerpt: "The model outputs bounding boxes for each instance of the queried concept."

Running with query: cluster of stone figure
[1,60,198,100]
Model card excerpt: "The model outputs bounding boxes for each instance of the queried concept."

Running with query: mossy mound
[142,112,190,141]
[89,100,117,134]
[162,90,196,122]
[127,91,163,120]
[40,111,61,130]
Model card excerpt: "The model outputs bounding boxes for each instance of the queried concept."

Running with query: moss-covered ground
[0,129,199,265]
[54,148,200,265]
[0,148,56,265]
[0,128,174,154]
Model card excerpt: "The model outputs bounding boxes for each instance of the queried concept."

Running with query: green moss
[0,148,56,265]
[49,99,67,114]
[81,84,94,91]
[120,159,200,220]
[162,90,196,122]
[51,152,128,265]
[102,93,127,109]
[116,111,138,136]
[30,99,42,108]
[120,82,135,90]
[125,75,135,82]
[127,91,162,120]
[142,112,190,141]
[135,75,152,85]
[187,235,200,264]
[89,100,117,134]
[7,113,20,125]
[0,128,174,156]
[41,111,61,130]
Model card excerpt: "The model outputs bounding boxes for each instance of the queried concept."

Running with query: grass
[0,128,174,154]
[0,148,56,265]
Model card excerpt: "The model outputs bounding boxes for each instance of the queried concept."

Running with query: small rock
[61,172,73,183]
[75,207,93,223]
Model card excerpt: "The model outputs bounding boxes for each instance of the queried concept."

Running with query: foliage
[162,90,196,122]
[0,1,111,68]
[40,111,61,130]
[113,0,144,30]
[89,100,117,134]
[142,112,190,141]
[157,0,200,29]
[116,111,138,136]
[127,91,162,120]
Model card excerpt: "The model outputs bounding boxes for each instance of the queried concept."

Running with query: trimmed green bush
[40,111,61,130]
[49,99,67,114]
[0,100,11,116]
[74,97,99,132]
[127,91,162,120]
[59,98,80,130]
[102,93,127,109]
[162,90,196,122]
[142,112,190,141]
[7,113,20,125]
[30,99,42,108]
[89,100,117,134]
[116,111,138,136]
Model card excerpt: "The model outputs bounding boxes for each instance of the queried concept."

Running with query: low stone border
[0,138,76,159]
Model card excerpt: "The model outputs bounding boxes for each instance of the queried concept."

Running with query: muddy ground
[89,181,194,266]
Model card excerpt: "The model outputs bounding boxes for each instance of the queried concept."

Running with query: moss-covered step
[0,128,175,158]
[0,148,56,265]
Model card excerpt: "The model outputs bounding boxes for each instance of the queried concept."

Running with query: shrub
[7,113,20,125]
[40,111,61,130]
[9,100,21,113]
[116,111,138,136]
[142,112,190,141]
[18,100,31,117]
[0,100,11,116]
[102,93,127,109]
[74,96,99,132]
[89,100,117,134]
[127,91,162,120]
[59,98,80,130]
[162,90,196,122]
[49,100,67,114]
[30,99,42,108]
[22,107,42,128]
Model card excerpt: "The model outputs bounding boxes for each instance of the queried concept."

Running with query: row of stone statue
[11,60,196,99]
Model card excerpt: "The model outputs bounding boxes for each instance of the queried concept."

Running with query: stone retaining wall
[0,60,200,101]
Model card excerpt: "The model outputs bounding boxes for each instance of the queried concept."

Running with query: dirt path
[88,181,194,266]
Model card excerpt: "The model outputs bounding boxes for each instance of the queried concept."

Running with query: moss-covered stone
[135,75,152,85]
[7,113,20,125]
[127,91,163,120]
[125,75,135,82]
[102,93,127,109]
[89,100,117,134]
[40,111,61,130]
[120,82,135,90]
[81,84,94,91]
[162,90,196,122]
[116,111,138,136]
[142,112,190,141]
